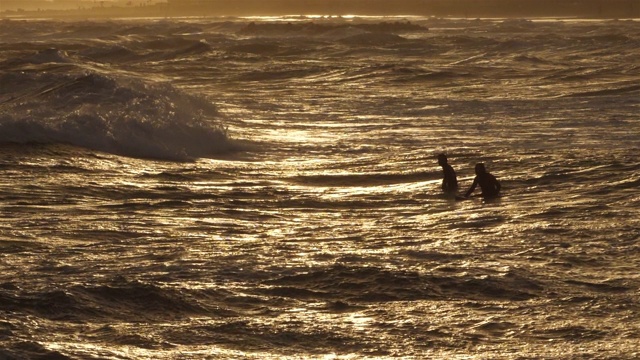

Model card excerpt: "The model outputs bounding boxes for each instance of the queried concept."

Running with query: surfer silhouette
[437,154,458,193]
[464,163,501,199]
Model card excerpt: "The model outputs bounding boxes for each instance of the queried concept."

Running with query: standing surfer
[438,153,458,193]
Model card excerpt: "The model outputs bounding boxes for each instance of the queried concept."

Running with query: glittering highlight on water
[0,16,639,359]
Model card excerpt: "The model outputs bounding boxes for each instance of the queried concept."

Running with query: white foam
[0,58,232,161]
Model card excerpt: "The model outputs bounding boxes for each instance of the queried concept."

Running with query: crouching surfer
[464,163,501,199]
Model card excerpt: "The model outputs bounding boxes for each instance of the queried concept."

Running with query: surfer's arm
[491,174,501,193]
[464,178,478,197]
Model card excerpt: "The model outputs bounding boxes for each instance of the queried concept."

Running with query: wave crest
[0,51,233,161]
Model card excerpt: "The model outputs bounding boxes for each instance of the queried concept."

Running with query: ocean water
[0,16,639,359]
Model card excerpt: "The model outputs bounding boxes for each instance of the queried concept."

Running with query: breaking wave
[0,49,233,161]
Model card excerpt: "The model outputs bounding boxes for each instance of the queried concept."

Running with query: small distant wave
[227,41,283,55]
[493,18,537,33]
[79,44,138,63]
[0,279,230,322]
[578,33,632,43]
[396,68,473,83]
[17,48,73,65]
[237,21,427,37]
[0,50,235,161]
[0,342,68,360]
[169,39,213,58]
[512,54,550,64]
[263,264,543,302]
[80,37,215,63]
[338,32,408,46]
[139,36,211,53]
[235,21,424,47]
[236,66,327,82]
[290,171,432,187]
[562,84,640,97]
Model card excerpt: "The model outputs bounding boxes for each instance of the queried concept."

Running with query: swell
[562,83,640,97]
[290,171,435,187]
[237,21,428,37]
[0,265,544,328]
[0,280,234,322]
[0,49,234,161]
[262,264,544,302]
[79,37,215,63]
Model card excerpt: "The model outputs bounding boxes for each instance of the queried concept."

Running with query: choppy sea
[0,16,639,359]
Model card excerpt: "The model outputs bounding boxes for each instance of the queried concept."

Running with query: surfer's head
[438,153,448,166]
[475,163,486,175]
